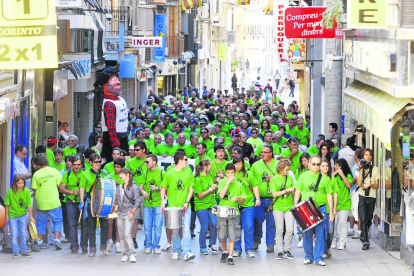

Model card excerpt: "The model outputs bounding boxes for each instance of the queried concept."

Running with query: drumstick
[78,209,83,223]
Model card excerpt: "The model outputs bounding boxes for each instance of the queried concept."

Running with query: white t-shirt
[355,166,380,198]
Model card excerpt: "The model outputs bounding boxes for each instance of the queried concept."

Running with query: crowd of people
[4,81,379,267]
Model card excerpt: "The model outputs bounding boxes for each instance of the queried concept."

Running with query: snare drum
[290,197,325,232]
[28,221,38,240]
[212,205,238,218]
[163,207,183,229]
[91,179,117,218]
[0,205,6,228]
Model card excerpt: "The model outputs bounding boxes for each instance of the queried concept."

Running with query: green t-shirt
[160,168,195,208]
[307,145,319,156]
[246,137,264,148]
[139,168,165,208]
[296,127,310,146]
[46,148,55,164]
[281,147,303,173]
[218,177,245,212]
[274,137,287,147]
[63,146,77,158]
[84,162,92,170]
[103,162,115,175]
[126,157,147,183]
[295,172,333,207]
[250,158,278,197]
[334,174,352,211]
[269,175,295,212]
[50,161,66,172]
[199,139,214,152]
[326,177,339,213]
[80,169,108,193]
[254,143,281,156]
[5,187,32,218]
[31,167,62,211]
[285,124,298,138]
[207,149,230,160]
[210,160,230,178]
[194,173,217,211]
[61,169,86,203]
[183,144,198,159]
[295,167,309,180]
[154,143,177,156]
[235,171,255,207]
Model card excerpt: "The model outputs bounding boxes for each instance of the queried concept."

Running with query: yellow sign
[0,0,58,69]
[219,44,228,61]
[348,0,387,28]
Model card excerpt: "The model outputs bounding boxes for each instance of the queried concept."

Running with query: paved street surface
[0,225,411,276]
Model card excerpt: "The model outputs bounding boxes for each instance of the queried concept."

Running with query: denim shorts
[217,217,240,242]
[36,206,63,235]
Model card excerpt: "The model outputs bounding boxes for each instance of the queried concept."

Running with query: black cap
[94,66,119,88]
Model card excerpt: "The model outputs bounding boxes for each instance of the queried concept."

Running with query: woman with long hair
[331,158,353,250]
[320,158,338,259]
[260,119,272,138]
[270,159,295,260]
[233,156,258,258]
[194,159,218,255]
[319,143,334,169]
[295,152,310,180]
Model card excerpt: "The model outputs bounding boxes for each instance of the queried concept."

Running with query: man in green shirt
[154,133,177,157]
[210,145,230,184]
[50,148,66,172]
[160,151,196,261]
[217,163,246,265]
[103,147,123,174]
[294,155,334,266]
[139,154,165,255]
[285,118,298,138]
[273,131,287,148]
[46,136,58,165]
[58,154,87,254]
[281,137,303,173]
[184,133,199,159]
[199,127,215,152]
[251,144,278,253]
[307,136,325,156]
[195,142,211,166]
[246,128,263,148]
[63,135,78,158]
[31,154,63,250]
[255,131,281,156]
[295,118,310,146]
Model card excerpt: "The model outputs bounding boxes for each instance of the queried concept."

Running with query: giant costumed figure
[94,67,129,162]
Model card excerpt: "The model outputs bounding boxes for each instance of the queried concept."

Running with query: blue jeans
[289,86,294,97]
[10,215,28,254]
[254,198,276,246]
[303,205,327,263]
[235,206,255,253]
[172,208,192,254]
[196,209,217,249]
[66,201,87,250]
[143,206,163,250]
[324,215,335,255]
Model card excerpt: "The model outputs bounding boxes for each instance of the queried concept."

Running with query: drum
[163,207,183,229]
[212,205,238,218]
[91,179,117,218]
[0,205,6,228]
[28,221,38,240]
[290,197,325,232]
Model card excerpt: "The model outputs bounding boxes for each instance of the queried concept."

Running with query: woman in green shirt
[332,158,353,251]
[260,119,272,138]
[194,159,218,255]
[295,153,310,180]
[270,159,295,260]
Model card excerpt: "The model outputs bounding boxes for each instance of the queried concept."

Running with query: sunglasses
[311,163,321,166]
[134,148,142,152]
[93,160,102,164]
[201,132,207,134]
[261,151,272,154]
[252,132,258,134]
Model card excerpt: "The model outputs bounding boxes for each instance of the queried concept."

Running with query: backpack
[289,79,295,88]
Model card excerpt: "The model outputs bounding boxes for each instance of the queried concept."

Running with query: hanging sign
[348,0,387,28]
[0,0,58,69]
[275,0,289,65]
[153,15,167,62]
[130,37,163,48]
[284,7,336,38]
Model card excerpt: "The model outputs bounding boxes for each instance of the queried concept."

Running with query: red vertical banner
[275,0,290,65]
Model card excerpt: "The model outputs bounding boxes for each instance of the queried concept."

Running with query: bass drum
[0,205,6,228]
[91,179,117,218]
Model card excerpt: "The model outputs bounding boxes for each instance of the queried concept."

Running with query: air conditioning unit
[212,15,219,24]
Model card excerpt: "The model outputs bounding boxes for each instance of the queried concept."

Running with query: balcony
[227,31,235,44]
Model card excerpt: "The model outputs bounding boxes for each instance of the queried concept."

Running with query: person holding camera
[356,149,379,250]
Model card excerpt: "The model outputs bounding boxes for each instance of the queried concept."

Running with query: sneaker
[297,239,303,248]
[208,245,218,255]
[144,248,152,254]
[338,242,346,250]
[246,252,255,258]
[303,259,312,264]
[13,254,19,259]
[162,242,173,251]
[154,248,161,255]
[284,251,294,260]
[351,231,360,239]
[54,240,62,250]
[362,244,369,250]
[347,230,355,237]
[129,254,137,263]
[21,252,32,258]
[227,257,234,265]
[172,252,179,260]
[276,252,284,260]
[252,241,260,251]
[115,244,121,253]
[220,253,229,263]
[121,255,129,262]
[81,247,88,254]
[184,252,196,261]
[331,238,337,249]
[232,251,240,257]
[266,245,274,253]
[218,243,223,251]
[107,242,114,251]
[89,252,96,257]
[317,261,326,266]
[37,240,48,249]
[200,247,208,255]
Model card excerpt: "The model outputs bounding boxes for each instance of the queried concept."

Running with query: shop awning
[343,81,412,147]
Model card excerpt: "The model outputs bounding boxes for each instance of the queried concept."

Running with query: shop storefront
[342,80,413,264]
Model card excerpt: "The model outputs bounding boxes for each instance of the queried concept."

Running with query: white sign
[61,53,91,80]
[130,37,163,48]
[3,102,20,122]
[56,0,82,7]
[157,156,196,176]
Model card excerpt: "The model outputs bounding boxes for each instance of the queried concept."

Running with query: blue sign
[119,54,135,78]
[153,15,167,62]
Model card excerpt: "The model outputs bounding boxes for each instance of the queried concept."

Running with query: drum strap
[132,161,146,178]
[313,173,323,193]
[263,160,276,176]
